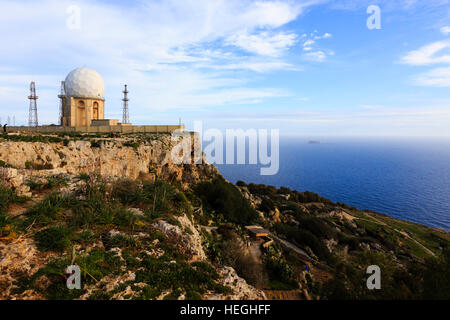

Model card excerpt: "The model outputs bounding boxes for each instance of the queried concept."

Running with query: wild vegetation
[2,173,232,300]
[0,137,449,300]
[237,181,450,299]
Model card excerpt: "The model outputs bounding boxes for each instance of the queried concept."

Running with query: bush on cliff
[23,193,69,228]
[0,184,18,235]
[291,190,333,204]
[195,177,258,225]
[297,216,336,240]
[34,226,73,252]
[274,223,332,262]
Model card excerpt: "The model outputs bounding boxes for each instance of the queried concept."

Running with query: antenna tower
[28,81,38,127]
[58,81,65,125]
[122,84,129,124]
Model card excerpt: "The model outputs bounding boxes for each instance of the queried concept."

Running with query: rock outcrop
[154,214,207,261]
[0,237,44,299]
[0,135,219,195]
[204,266,266,300]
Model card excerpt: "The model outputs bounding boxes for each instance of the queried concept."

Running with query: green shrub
[45,176,69,189]
[247,183,278,195]
[263,244,297,289]
[258,197,275,213]
[108,234,140,248]
[0,160,14,168]
[236,180,247,187]
[23,193,68,227]
[291,190,333,204]
[422,248,450,299]
[0,183,19,213]
[134,256,227,299]
[26,179,43,191]
[112,179,179,217]
[278,186,291,194]
[29,256,84,299]
[34,226,73,252]
[69,201,134,228]
[0,183,27,236]
[298,217,336,240]
[123,141,140,150]
[111,179,145,205]
[195,177,258,225]
[144,180,177,215]
[274,223,331,262]
[73,230,99,244]
[21,249,124,299]
[338,232,360,251]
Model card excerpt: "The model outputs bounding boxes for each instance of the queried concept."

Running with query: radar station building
[60,68,106,127]
[6,67,184,134]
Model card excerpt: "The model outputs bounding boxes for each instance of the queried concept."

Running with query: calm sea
[213,137,450,231]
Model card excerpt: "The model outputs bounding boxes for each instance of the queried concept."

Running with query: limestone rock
[204,266,266,300]
[154,214,206,261]
[0,135,219,190]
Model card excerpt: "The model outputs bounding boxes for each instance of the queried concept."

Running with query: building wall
[91,119,119,126]
[61,97,105,127]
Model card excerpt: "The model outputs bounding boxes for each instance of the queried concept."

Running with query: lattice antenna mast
[58,81,65,126]
[122,84,129,124]
[28,81,38,127]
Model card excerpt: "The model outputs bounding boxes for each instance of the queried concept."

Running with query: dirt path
[363,212,387,226]
[361,213,435,257]
[7,192,48,217]
[272,235,312,262]
[394,229,435,257]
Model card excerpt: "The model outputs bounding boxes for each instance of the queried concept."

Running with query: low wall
[5,125,185,134]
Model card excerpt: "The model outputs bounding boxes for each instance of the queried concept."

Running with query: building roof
[245,225,270,235]
[64,67,105,99]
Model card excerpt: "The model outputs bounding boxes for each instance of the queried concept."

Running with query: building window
[93,101,99,120]
[77,100,86,126]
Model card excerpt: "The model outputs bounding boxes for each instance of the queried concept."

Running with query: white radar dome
[64,68,105,99]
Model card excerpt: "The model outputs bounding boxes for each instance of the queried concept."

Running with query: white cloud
[207,61,301,73]
[402,38,450,87]
[0,0,324,121]
[330,0,449,11]
[305,50,334,62]
[441,26,450,35]
[314,32,332,39]
[225,31,298,57]
[300,31,333,61]
[401,40,450,65]
[412,67,450,87]
[360,105,383,109]
[305,51,327,61]
[303,39,316,46]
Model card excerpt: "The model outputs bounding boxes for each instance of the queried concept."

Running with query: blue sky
[0,0,450,136]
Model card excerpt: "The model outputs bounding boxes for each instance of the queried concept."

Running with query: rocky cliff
[0,134,219,197]
[0,133,265,301]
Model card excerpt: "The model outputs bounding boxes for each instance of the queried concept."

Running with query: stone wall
[5,125,184,134]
